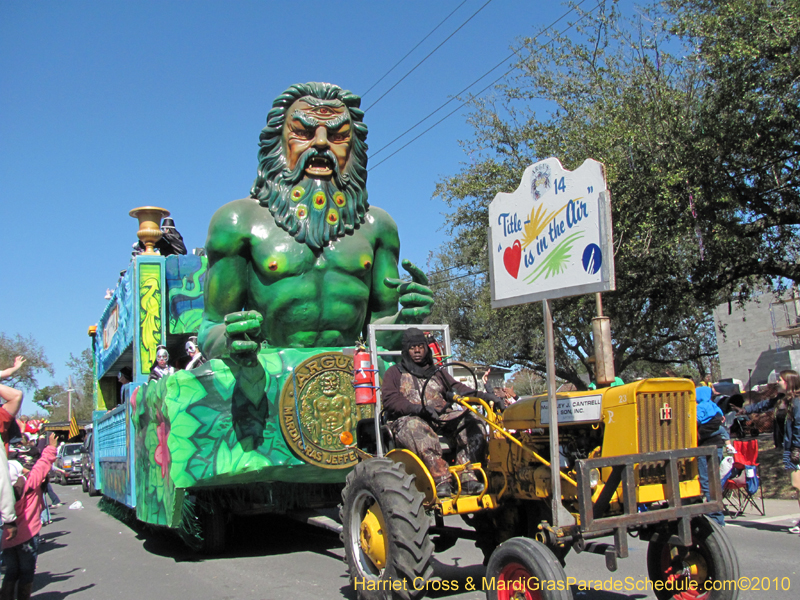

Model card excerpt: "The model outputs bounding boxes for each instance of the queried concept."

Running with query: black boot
[0,579,16,600]
[16,583,31,600]
[461,479,485,495]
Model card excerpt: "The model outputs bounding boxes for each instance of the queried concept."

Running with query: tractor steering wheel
[419,362,479,412]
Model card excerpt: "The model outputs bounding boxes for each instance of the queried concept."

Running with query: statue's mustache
[284,148,342,183]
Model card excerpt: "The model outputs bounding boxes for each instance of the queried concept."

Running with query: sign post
[487,157,615,528]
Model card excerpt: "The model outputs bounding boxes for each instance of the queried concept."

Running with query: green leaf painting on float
[171,311,203,335]
[216,442,232,474]
[164,372,207,488]
[210,359,235,399]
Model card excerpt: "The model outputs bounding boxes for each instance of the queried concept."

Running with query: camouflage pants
[389,411,486,485]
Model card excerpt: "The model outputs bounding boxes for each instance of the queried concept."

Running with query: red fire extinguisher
[426,333,444,366]
[353,345,377,405]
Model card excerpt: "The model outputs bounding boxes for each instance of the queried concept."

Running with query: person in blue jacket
[695,386,727,526]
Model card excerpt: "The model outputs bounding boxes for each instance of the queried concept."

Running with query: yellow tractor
[340,325,738,600]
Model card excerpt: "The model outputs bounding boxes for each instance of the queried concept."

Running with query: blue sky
[1,0,591,390]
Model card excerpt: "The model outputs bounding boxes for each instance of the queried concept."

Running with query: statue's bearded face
[283,100,352,177]
[251,84,369,251]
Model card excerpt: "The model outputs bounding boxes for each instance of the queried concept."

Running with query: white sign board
[488,157,615,307]
[541,394,603,424]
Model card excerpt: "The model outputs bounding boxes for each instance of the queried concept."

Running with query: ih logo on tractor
[660,403,673,421]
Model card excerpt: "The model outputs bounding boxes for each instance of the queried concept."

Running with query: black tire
[646,516,740,600]
[485,537,572,600]
[179,505,227,555]
[81,476,89,493]
[88,476,100,497]
[340,457,433,600]
[201,509,227,555]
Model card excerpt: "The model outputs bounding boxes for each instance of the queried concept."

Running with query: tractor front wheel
[341,457,433,600]
[646,516,740,600]
[485,537,572,600]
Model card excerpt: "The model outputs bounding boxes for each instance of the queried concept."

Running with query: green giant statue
[199,82,433,358]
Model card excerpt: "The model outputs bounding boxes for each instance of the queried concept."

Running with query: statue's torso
[246,208,383,347]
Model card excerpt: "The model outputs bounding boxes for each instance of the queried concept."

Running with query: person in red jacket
[0,357,26,452]
[1,433,57,600]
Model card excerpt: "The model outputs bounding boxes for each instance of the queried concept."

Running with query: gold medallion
[279,352,374,469]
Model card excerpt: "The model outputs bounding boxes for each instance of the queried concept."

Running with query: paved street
[29,486,800,600]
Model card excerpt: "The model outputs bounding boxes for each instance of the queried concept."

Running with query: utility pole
[67,375,73,424]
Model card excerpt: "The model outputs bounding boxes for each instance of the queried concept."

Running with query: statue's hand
[224,310,264,354]
[384,259,434,322]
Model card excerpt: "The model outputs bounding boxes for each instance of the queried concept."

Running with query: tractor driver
[381,328,505,497]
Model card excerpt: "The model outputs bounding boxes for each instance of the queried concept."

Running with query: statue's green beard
[282,177,357,249]
[252,148,369,250]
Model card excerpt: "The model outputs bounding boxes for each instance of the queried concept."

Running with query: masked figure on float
[149,346,174,381]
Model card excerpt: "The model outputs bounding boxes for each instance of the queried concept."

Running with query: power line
[396,265,487,284]
[370,0,596,168]
[371,0,592,161]
[427,263,474,276]
[365,0,495,113]
[362,0,469,98]
[369,62,501,159]
[429,269,488,286]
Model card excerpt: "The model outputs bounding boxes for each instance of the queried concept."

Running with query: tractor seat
[355,415,453,456]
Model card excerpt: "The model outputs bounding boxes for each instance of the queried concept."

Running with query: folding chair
[722,439,765,517]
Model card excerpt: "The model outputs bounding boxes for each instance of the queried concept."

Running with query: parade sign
[540,395,603,424]
[488,157,615,307]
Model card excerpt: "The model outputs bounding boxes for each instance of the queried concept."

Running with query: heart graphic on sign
[503,240,522,278]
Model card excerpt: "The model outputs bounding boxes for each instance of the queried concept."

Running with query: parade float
[88,82,433,551]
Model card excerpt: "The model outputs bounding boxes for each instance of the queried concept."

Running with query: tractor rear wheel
[341,457,433,600]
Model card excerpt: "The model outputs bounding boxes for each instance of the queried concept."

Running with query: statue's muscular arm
[198,199,262,359]
[366,207,434,350]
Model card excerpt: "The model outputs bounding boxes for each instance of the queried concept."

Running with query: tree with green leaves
[668,0,800,301]
[1,332,94,419]
[66,348,93,407]
[34,349,94,421]
[430,0,784,388]
[0,332,54,391]
[506,368,547,397]
[33,384,66,414]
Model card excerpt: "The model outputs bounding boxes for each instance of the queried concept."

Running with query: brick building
[714,291,800,389]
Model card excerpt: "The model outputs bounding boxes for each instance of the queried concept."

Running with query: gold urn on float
[129,206,170,255]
